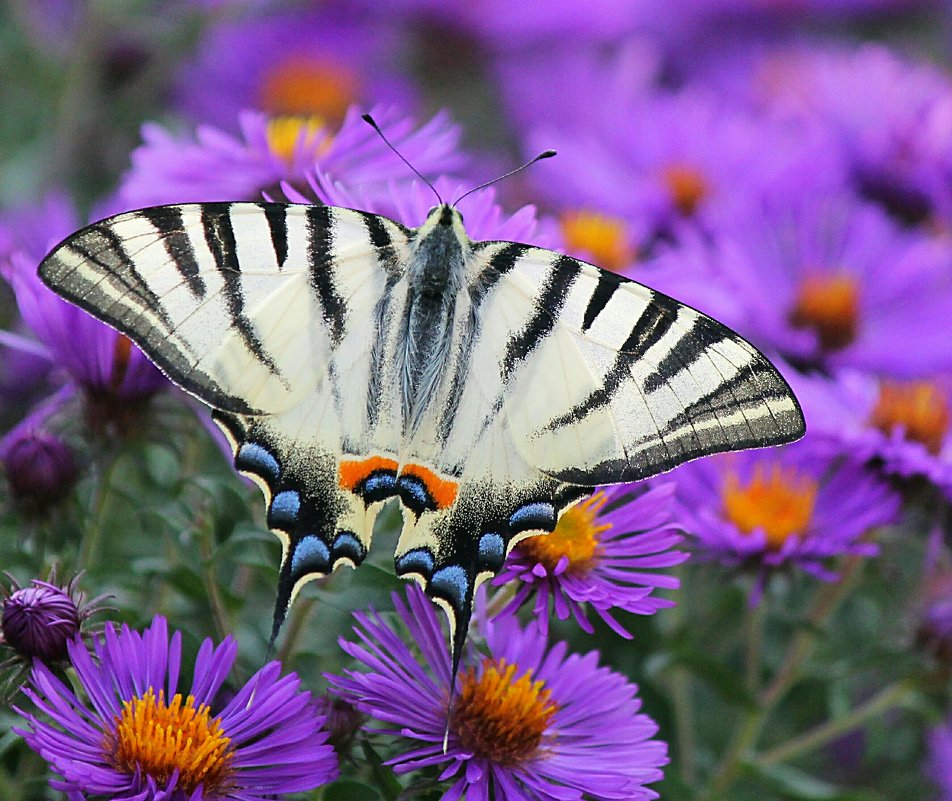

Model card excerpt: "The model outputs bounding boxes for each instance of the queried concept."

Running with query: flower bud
[3,431,78,509]
[1,581,81,662]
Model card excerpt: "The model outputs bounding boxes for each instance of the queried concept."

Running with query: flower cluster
[4,1,952,799]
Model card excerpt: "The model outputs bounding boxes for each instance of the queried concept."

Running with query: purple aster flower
[671,437,900,593]
[495,482,686,638]
[329,586,667,801]
[0,196,167,428]
[285,173,561,249]
[788,368,952,498]
[119,105,464,207]
[930,718,952,801]
[914,529,952,664]
[344,0,656,52]
[1,427,78,510]
[174,6,415,131]
[1,573,103,665]
[15,615,337,800]
[524,86,847,245]
[639,191,952,377]
[710,42,952,224]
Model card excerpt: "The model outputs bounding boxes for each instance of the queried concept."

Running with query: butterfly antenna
[362,113,442,206]
[452,149,556,207]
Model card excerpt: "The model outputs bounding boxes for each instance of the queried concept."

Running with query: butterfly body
[39,198,804,672]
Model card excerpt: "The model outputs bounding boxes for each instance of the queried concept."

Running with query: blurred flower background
[2,1,952,799]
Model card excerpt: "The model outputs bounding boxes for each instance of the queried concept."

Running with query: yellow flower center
[662,163,709,216]
[722,464,818,550]
[789,272,859,352]
[106,688,234,796]
[869,380,949,455]
[560,210,636,272]
[517,491,609,573]
[265,115,330,163]
[259,55,358,126]
[452,658,557,765]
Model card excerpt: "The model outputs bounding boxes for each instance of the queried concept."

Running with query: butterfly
[39,184,804,677]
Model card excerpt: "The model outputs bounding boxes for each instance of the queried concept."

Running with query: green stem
[197,521,230,645]
[757,681,914,766]
[701,554,867,800]
[78,450,121,571]
[277,596,316,665]
[745,598,766,695]
[670,666,698,787]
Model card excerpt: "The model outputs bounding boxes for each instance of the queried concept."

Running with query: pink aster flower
[328,586,667,801]
[671,437,900,595]
[15,615,337,800]
[495,482,686,638]
[118,105,464,207]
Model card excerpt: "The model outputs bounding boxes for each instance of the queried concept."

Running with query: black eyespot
[427,205,439,217]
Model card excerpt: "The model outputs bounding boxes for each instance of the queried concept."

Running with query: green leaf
[670,650,757,709]
[361,740,404,801]
[322,779,383,801]
[750,762,881,801]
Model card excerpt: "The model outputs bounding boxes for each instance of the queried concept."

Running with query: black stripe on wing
[305,205,348,344]
[139,206,206,299]
[260,203,289,268]
[200,203,286,381]
[545,290,682,431]
[501,255,580,380]
[581,270,621,332]
[435,242,528,444]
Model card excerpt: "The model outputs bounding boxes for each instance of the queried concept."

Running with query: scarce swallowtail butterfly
[38,132,804,679]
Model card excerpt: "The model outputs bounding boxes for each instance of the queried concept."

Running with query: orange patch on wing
[339,456,399,491]
[401,463,459,510]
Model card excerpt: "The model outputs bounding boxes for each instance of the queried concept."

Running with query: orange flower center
[869,380,949,455]
[722,464,818,550]
[452,658,557,765]
[259,56,358,125]
[517,491,608,573]
[265,115,331,163]
[106,688,234,796]
[789,273,859,352]
[662,163,709,216]
[560,210,636,272]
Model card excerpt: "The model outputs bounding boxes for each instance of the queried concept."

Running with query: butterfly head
[418,203,469,244]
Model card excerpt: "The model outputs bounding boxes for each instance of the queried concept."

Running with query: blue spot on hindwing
[478,533,505,570]
[236,442,280,482]
[362,471,397,501]
[430,565,469,609]
[395,548,435,578]
[269,490,301,527]
[332,531,365,564]
[396,475,435,514]
[509,501,556,532]
[290,535,330,576]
